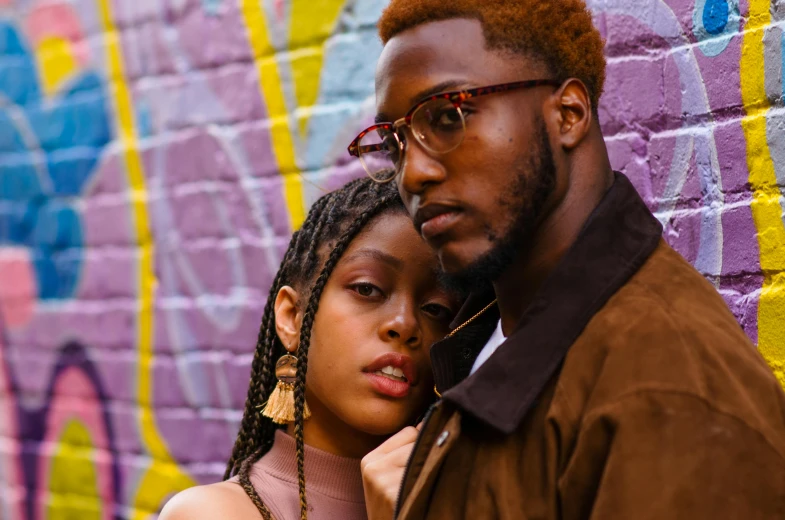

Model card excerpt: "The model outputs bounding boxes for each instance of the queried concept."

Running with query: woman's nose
[380,302,422,349]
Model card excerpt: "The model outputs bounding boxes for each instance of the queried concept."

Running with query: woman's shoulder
[159,480,260,520]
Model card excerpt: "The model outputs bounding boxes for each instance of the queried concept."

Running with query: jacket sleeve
[558,390,785,520]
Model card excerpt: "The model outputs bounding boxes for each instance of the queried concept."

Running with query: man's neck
[493,163,614,335]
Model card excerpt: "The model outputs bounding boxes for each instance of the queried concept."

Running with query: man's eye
[422,303,453,320]
[434,108,462,129]
[382,135,400,162]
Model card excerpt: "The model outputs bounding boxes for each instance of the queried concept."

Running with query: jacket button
[436,430,450,447]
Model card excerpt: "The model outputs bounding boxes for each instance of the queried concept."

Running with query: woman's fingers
[362,426,419,462]
[361,426,421,520]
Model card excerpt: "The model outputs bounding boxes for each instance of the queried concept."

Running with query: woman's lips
[420,211,461,240]
[364,373,411,398]
[362,352,417,398]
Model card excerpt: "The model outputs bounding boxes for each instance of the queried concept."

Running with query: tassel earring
[262,345,311,424]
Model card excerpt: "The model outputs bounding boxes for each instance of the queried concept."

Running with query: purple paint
[0,0,780,516]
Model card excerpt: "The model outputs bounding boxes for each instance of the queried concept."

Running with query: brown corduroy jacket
[395,173,785,520]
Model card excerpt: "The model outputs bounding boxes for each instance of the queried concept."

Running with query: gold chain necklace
[434,299,498,398]
[448,299,498,337]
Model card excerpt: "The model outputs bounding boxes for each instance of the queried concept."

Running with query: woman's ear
[274,286,302,353]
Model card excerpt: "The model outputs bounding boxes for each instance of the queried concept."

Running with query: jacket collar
[431,172,663,434]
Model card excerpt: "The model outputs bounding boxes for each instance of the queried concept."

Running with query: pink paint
[0,248,36,329]
[36,367,114,520]
[24,3,89,65]
[0,331,25,520]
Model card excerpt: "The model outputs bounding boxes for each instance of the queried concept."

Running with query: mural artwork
[0,0,783,517]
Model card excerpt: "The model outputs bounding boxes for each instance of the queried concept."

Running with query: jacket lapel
[431,172,663,434]
[398,407,462,519]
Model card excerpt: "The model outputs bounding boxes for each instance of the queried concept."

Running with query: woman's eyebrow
[342,248,403,270]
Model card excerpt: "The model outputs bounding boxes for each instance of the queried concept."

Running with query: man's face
[375,18,559,288]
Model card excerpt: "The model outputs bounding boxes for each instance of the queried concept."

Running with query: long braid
[224,194,336,479]
[224,234,296,478]
[237,448,273,520]
[293,191,401,519]
[225,177,403,519]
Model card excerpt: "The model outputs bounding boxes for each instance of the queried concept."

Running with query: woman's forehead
[345,211,433,265]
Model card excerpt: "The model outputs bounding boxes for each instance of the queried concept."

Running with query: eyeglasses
[347,79,562,183]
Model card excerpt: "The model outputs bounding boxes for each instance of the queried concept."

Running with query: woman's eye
[352,283,381,298]
[422,303,453,321]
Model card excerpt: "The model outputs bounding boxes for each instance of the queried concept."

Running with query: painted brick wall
[0,0,783,517]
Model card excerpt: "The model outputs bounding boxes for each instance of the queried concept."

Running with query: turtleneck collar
[253,429,365,502]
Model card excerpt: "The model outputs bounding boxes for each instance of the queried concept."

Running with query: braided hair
[224,176,406,519]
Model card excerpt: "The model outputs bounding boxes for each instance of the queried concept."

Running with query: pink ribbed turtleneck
[239,430,368,520]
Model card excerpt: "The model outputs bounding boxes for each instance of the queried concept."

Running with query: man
[348,0,785,519]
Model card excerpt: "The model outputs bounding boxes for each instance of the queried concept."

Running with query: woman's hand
[361,425,421,520]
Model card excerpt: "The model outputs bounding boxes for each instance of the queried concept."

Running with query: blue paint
[703,0,729,35]
[693,0,739,57]
[136,101,153,138]
[305,29,383,169]
[201,0,221,16]
[0,22,112,300]
[0,29,40,106]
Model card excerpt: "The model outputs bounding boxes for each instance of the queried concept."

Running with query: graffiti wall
[0,0,783,517]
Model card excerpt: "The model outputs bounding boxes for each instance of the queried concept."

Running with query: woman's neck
[285,398,388,458]
[259,430,366,503]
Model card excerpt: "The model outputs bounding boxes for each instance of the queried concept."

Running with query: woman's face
[281,211,459,446]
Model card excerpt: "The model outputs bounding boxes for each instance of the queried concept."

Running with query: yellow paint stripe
[240,0,306,229]
[288,0,346,136]
[95,0,196,515]
[740,0,785,386]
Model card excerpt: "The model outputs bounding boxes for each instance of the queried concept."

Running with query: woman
[160,177,460,519]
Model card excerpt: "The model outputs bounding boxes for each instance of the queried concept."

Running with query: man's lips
[414,204,462,240]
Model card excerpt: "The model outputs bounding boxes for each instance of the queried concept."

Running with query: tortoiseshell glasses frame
[347,79,562,183]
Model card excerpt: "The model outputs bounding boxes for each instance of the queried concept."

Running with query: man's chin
[437,244,497,295]
[437,229,526,294]
[436,242,485,276]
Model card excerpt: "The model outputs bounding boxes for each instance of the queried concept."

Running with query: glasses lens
[357,127,400,182]
[411,99,465,154]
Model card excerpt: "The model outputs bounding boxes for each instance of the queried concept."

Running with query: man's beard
[442,118,557,295]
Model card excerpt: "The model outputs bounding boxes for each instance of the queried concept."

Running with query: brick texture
[0,0,783,517]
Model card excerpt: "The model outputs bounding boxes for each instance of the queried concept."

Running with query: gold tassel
[262,381,312,424]
[262,352,311,424]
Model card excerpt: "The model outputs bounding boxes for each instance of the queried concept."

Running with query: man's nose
[397,134,448,196]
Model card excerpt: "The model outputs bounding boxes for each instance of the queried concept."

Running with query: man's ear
[274,286,301,352]
[554,78,593,150]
